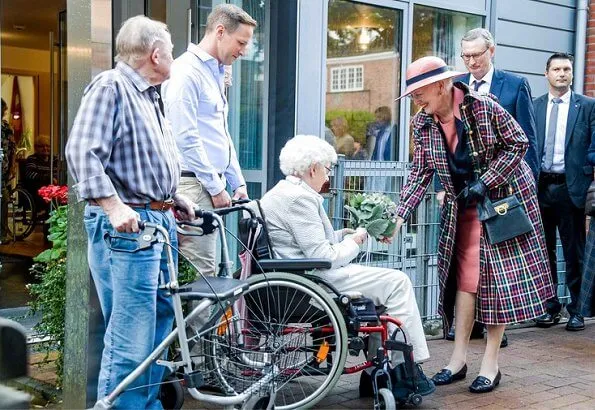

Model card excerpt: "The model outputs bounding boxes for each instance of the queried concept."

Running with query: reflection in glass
[408,5,482,160]
[229,0,266,171]
[326,0,402,162]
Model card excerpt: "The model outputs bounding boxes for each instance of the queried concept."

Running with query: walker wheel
[377,388,396,410]
[410,393,423,406]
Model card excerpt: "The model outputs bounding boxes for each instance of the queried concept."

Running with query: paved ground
[21,319,595,409]
[310,320,595,409]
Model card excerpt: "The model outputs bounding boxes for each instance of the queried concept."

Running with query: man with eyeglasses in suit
[435,28,540,348]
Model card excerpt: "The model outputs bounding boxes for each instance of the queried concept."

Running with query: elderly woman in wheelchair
[257,134,435,401]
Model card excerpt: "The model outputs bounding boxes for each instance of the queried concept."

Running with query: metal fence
[325,157,569,321]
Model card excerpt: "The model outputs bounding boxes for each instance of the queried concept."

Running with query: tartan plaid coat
[396,82,555,326]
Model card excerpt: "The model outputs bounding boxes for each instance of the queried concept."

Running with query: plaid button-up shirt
[66,62,180,203]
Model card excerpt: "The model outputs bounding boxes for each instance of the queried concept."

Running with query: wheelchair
[95,201,423,410]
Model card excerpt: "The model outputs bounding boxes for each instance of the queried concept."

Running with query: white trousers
[319,264,430,363]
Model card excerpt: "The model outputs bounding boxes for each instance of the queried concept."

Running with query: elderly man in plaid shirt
[66,16,195,409]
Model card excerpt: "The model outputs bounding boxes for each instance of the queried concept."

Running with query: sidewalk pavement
[314,319,595,409]
[23,319,594,409]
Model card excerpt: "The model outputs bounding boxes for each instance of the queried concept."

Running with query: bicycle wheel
[202,272,348,410]
[6,188,36,240]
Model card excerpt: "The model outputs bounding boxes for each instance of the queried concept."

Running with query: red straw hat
[396,56,463,100]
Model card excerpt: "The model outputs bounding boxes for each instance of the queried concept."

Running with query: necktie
[473,80,485,92]
[543,98,563,171]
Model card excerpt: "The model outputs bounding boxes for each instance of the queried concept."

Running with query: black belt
[181,171,222,178]
[540,172,566,185]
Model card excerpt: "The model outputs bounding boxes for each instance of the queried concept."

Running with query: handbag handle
[464,113,514,195]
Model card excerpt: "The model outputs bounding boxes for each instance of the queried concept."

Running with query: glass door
[326,0,406,163]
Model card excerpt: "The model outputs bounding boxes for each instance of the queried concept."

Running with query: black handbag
[477,194,533,245]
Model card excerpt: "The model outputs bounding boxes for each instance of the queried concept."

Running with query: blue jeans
[84,205,177,409]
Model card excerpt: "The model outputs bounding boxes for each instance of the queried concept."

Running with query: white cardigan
[259,176,360,269]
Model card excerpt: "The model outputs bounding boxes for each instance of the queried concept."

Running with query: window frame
[329,64,364,93]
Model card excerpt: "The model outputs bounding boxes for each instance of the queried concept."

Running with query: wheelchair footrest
[385,340,414,354]
[183,370,204,389]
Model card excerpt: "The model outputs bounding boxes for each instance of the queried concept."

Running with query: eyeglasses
[323,165,333,175]
[460,47,489,62]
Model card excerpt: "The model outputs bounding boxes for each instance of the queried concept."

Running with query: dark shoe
[470,322,485,339]
[445,325,455,341]
[446,322,484,341]
[359,370,374,398]
[413,364,436,396]
[535,312,562,328]
[565,315,585,331]
[431,364,467,385]
[469,371,501,393]
[500,332,508,348]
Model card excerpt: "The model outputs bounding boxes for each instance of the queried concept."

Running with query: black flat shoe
[500,332,508,348]
[565,315,585,331]
[431,364,467,385]
[535,312,561,328]
[469,371,501,393]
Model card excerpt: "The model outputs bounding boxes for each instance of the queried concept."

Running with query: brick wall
[586,0,595,97]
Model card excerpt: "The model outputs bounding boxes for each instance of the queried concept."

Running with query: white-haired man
[66,16,195,408]
[163,5,256,277]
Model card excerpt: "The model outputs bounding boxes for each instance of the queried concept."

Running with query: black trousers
[538,178,585,316]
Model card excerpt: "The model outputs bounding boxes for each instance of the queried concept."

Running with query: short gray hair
[279,135,338,177]
[206,4,257,34]
[461,28,494,48]
[115,15,171,65]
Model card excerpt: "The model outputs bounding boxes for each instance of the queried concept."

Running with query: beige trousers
[176,177,218,277]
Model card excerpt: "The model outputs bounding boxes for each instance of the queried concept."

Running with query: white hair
[279,135,338,177]
[115,15,170,65]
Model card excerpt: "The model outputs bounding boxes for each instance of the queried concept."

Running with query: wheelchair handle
[193,204,256,219]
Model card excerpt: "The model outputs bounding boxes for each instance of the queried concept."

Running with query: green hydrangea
[345,192,397,240]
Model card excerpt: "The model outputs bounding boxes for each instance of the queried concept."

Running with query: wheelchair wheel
[203,272,348,410]
[6,187,36,241]
[378,388,396,410]
[158,375,184,410]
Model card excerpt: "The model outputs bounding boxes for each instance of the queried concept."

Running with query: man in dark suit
[438,28,539,347]
[534,52,595,332]
[458,28,539,178]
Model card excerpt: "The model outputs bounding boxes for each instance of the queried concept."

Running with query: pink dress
[437,88,480,293]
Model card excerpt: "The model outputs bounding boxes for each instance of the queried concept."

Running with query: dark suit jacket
[461,70,539,178]
[534,92,595,208]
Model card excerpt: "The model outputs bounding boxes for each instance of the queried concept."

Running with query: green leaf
[366,219,390,239]
[369,204,383,221]
[33,249,53,263]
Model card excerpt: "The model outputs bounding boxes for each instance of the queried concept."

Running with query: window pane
[228,0,266,171]
[326,0,402,162]
[409,6,483,160]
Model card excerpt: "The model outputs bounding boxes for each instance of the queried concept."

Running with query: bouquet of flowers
[345,192,398,241]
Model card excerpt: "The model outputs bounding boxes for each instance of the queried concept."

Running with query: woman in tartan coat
[393,57,554,393]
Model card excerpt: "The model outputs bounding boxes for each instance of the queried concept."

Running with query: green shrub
[326,110,375,144]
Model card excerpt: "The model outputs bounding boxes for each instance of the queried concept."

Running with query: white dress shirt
[543,90,571,173]
[468,65,494,95]
[162,44,245,195]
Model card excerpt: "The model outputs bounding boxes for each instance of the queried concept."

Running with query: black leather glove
[463,179,487,205]
[586,181,595,216]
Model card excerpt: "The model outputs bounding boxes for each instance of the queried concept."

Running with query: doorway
[1,0,67,309]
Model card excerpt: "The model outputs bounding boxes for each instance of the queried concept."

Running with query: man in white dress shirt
[163,5,256,276]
